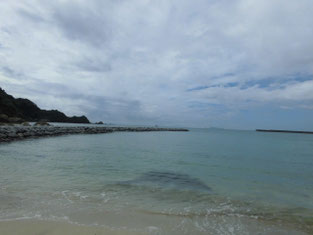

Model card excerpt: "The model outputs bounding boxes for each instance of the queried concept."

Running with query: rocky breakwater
[0,126,114,142]
[109,127,189,132]
[0,126,188,142]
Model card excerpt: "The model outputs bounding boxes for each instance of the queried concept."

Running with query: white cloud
[0,0,313,127]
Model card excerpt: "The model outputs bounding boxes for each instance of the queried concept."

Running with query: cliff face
[0,88,90,123]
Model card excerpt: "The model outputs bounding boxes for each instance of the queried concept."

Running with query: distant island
[0,87,90,123]
[256,129,313,134]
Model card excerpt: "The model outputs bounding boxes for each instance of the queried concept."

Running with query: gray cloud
[17,8,46,23]
[74,57,112,73]
[51,1,112,47]
[1,66,25,80]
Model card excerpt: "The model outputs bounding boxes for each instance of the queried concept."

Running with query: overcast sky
[1,0,313,129]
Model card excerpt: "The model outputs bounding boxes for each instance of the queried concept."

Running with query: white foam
[0,213,42,222]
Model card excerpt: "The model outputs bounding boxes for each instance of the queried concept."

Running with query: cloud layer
[1,0,313,129]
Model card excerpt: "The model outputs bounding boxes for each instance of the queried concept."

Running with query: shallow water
[0,128,312,234]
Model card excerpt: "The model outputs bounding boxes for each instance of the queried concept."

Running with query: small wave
[0,213,42,222]
[52,190,91,203]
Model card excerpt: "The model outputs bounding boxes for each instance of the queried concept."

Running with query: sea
[0,126,312,234]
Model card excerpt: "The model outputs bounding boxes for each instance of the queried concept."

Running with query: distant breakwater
[0,126,189,143]
[256,129,313,134]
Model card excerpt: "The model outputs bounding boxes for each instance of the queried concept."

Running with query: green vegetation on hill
[0,88,90,123]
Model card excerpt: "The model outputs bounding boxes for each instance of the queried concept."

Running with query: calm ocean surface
[0,127,312,234]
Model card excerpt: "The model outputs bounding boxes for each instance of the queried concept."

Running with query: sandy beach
[0,220,148,235]
[0,218,309,235]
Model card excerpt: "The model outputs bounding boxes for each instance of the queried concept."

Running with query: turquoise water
[0,128,312,234]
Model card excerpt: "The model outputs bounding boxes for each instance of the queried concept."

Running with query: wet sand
[0,218,309,235]
[0,220,147,235]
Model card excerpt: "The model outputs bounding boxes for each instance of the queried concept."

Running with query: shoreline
[0,125,189,143]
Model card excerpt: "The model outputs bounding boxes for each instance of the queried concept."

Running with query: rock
[123,171,212,192]
[95,121,104,125]
[1,123,14,126]
[35,121,51,126]
[0,133,7,138]
[17,133,24,138]
[8,117,24,124]
[22,122,31,126]
[0,114,9,123]
[7,132,17,138]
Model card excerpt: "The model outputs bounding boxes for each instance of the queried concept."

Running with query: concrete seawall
[0,126,189,143]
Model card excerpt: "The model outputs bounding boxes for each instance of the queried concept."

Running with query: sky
[0,0,313,130]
